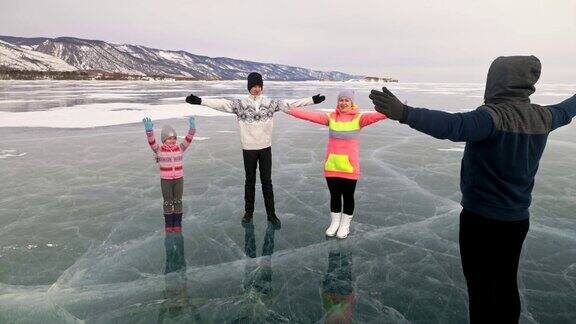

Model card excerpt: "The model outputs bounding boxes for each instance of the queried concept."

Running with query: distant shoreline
[0,69,204,81]
[0,69,399,82]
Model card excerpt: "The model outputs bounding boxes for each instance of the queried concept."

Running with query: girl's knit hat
[161,125,177,143]
[337,90,355,102]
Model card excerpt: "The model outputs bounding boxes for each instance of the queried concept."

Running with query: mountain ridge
[0,35,362,81]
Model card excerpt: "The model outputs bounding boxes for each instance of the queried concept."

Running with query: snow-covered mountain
[0,40,76,72]
[0,36,360,81]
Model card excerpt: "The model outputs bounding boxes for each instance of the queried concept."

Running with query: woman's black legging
[326,177,357,215]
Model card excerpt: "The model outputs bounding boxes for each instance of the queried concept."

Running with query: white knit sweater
[201,95,315,150]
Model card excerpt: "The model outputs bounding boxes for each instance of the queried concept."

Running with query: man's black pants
[459,209,529,324]
[242,146,275,216]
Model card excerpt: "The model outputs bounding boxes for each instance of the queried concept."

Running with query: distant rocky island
[363,76,399,82]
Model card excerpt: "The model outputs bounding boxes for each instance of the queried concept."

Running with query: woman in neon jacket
[285,90,387,238]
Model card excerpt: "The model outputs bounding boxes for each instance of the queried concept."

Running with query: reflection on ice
[437,145,466,152]
[235,221,281,322]
[158,232,189,322]
[322,240,355,323]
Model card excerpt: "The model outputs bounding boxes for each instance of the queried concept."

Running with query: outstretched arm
[549,95,576,131]
[360,112,387,127]
[180,116,196,152]
[186,94,237,114]
[272,94,325,112]
[287,107,329,126]
[369,87,494,142]
[402,106,495,142]
[142,117,159,153]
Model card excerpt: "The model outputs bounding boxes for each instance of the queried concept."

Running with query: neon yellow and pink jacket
[287,106,387,180]
[146,128,195,180]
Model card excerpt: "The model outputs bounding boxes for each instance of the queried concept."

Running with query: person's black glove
[369,87,406,121]
[312,94,325,104]
[185,94,202,105]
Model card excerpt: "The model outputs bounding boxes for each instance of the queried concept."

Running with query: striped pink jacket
[146,128,195,179]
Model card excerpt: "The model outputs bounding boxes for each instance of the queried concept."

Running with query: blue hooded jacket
[402,56,576,221]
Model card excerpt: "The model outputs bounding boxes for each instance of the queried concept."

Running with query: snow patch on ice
[0,103,231,128]
[159,97,186,102]
[438,145,465,152]
[538,92,575,97]
[86,93,141,99]
[0,149,27,159]
[177,135,209,141]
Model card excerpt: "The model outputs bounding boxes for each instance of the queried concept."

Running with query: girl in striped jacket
[286,90,387,239]
[143,116,196,233]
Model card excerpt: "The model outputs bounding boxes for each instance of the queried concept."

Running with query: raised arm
[548,94,576,131]
[360,112,387,128]
[185,94,237,114]
[369,87,495,142]
[287,107,329,126]
[179,116,196,152]
[142,117,159,153]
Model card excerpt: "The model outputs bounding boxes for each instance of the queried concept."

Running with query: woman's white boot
[325,212,342,237]
[336,214,353,239]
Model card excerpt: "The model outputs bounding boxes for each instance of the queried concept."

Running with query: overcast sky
[1,0,575,83]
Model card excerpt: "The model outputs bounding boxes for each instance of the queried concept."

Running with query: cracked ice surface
[0,80,575,323]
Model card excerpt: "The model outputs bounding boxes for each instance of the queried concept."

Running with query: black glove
[312,94,325,104]
[185,94,202,105]
[369,87,406,121]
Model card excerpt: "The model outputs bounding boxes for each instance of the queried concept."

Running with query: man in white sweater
[185,72,325,227]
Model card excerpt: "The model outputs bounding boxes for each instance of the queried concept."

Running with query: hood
[484,56,541,104]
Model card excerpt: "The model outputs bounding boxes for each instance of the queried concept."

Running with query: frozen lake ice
[0,80,575,323]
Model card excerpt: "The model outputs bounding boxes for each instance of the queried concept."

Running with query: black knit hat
[247,72,263,91]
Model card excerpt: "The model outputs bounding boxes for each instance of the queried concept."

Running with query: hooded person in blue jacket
[369,56,576,323]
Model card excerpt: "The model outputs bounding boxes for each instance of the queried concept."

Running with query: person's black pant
[243,147,274,215]
[326,177,357,215]
[459,209,529,324]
